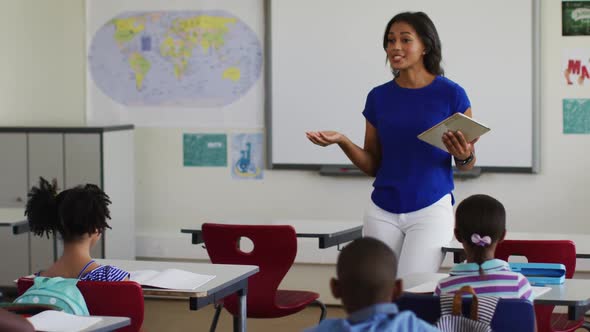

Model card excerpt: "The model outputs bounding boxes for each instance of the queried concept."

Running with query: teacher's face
[385,21,426,72]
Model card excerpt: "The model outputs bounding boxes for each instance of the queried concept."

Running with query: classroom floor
[142,298,590,332]
[142,299,344,332]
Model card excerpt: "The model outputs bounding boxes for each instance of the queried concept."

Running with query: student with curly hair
[26,177,128,281]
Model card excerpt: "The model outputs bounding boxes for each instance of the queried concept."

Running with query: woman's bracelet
[454,152,474,166]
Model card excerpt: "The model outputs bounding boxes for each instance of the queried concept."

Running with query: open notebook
[27,310,102,332]
[129,269,215,290]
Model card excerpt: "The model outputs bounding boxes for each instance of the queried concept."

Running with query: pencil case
[509,262,566,285]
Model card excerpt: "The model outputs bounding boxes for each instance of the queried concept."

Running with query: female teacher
[306,12,478,277]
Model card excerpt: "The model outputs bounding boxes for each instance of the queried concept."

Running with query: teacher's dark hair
[382,11,444,77]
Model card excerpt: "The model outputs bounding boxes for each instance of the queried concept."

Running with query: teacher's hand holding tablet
[442,130,478,169]
[442,130,477,160]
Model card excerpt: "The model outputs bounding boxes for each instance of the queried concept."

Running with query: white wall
[0,0,85,126]
[134,0,590,248]
[2,0,590,303]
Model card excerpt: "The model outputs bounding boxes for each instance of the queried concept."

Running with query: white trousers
[362,194,454,278]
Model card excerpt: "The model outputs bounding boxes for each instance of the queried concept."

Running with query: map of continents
[88,10,263,107]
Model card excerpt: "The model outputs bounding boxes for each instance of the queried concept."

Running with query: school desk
[96,259,258,332]
[0,209,29,286]
[0,209,28,235]
[181,220,362,249]
[82,316,130,332]
[404,272,590,320]
[442,232,590,263]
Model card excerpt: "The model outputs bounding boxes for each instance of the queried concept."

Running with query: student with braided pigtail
[435,194,533,301]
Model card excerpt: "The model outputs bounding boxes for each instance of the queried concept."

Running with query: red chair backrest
[495,239,577,332]
[201,223,297,316]
[495,240,576,278]
[17,278,144,332]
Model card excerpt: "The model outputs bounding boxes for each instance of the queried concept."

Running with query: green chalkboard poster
[563,1,590,36]
[183,133,227,166]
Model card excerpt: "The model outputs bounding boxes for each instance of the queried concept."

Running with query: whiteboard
[267,0,539,171]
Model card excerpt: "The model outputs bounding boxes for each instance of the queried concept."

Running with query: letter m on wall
[568,60,582,75]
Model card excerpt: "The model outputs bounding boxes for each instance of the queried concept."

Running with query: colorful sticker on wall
[183,133,227,166]
[231,133,263,180]
[563,1,590,36]
[562,49,590,86]
[563,99,590,134]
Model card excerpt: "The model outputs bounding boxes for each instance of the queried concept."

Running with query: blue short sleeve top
[362,76,471,213]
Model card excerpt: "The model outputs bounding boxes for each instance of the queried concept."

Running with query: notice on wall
[563,1,590,36]
[231,133,263,180]
[562,49,590,86]
[183,133,227,166]
[564,99,590,134]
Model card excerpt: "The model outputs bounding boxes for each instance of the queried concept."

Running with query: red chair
[202,223,326,331]
[17,278,144,332]
[495,239,588,332]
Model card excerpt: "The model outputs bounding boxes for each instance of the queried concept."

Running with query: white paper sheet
[130,268,215,290]
[405,280,438,294]
[532,286,551,298]
[27,310,102,332]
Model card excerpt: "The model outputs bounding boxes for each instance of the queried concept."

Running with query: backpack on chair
[13,277,89,315]
[436,285,499,332]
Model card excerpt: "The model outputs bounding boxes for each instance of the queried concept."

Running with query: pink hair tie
[471,233,492,247]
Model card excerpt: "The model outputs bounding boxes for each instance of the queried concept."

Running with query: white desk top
[96,259,258,298]
[84,316,130,332]
[272,219,362,235]
[444,231,590,256]
[184,219,362,235]
[0,208,25,225]
[403,273,449,290]
[403,272,590,307]
[534,278,590,305]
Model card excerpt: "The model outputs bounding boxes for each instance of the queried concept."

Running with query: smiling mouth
[391,55,404,62]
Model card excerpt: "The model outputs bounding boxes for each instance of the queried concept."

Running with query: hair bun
[25,177,59,237]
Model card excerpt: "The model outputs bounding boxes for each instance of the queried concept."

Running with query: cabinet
[0,126,135,286]
[0,209,29,290]
[0,134,27,206]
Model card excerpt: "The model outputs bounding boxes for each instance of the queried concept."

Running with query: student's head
[25,177,112,245]
[330,237,401,314]
[382,11,443,78]
[454,194,506,265]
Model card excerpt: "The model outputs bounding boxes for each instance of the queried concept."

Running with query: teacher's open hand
[306,131,344,147]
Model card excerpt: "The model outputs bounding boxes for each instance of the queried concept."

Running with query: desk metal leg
[569,304,590,321]
[233,287,247,332]
[453,252,466,264]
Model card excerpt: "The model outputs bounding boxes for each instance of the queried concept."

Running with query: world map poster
[86,0,264,127]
